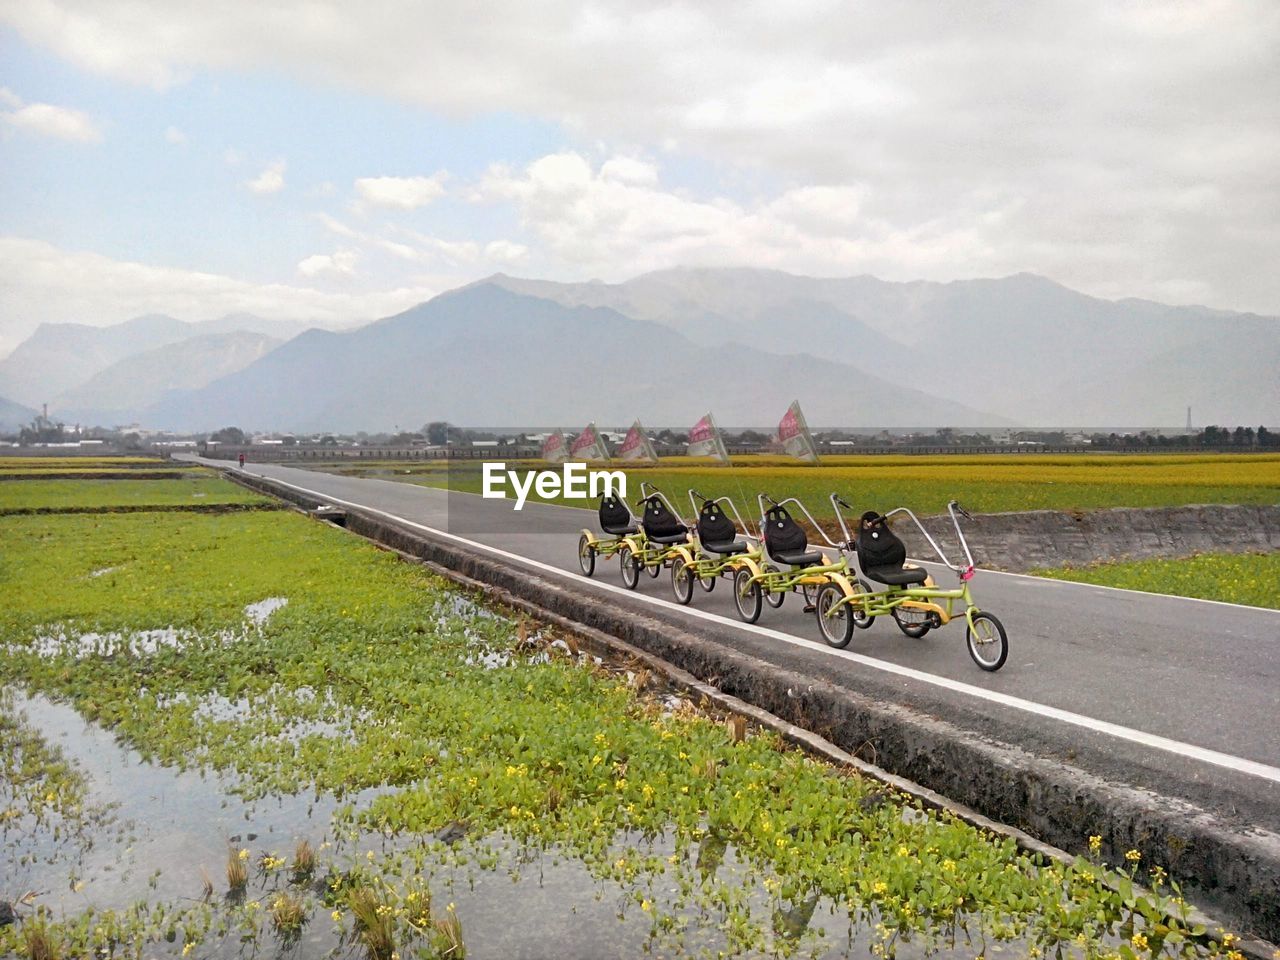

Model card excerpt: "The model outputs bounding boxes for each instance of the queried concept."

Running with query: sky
[1,0,1278,357]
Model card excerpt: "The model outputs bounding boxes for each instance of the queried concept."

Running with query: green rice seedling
[21,920,63,960]
[431,905,465,959]
[347,885,395,960]
[270,892,307,939]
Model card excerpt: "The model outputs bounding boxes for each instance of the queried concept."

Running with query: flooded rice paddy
[0,507,1235,959]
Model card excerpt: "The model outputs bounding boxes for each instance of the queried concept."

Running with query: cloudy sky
[1,0,1277,355]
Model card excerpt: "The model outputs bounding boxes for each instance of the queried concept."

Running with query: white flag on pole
[569,422,610,461]
[687,412,730,463]
[541,430,568,463]
[777,400,820,463]
[616,420,658,463]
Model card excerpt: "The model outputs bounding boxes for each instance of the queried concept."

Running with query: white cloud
[297,249,359,277]
[164,125,186,144]
[246,159,286,195]
[317,215,526,270]
[473,151,1037,282]
[0,236,433,357]
[353,174,447,210]
[599,156,657,186]
[4,1,1277,309]
[1,89,102,143]
[483,239,529,265]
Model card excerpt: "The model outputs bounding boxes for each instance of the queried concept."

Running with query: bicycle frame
[620,482,691,572]
[826,496,982,630]
[578,493,644,561]
[736,494,854,597]
[668,490,763,582]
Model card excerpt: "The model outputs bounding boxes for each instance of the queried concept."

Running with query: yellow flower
[182,943,195,957]
[640,899,652,913]
[1088,835,1102,853]
[237,849,250,861]
[1131,933,1149,951]
[897,845,910,858]
[872,881,888,895]
[331,910,342,922]
[942,859,956,871]
[1125,849,1142,863]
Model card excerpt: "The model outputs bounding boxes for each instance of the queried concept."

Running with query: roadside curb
[228,467,1280,952]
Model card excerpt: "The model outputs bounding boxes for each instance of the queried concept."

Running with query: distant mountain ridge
[0,313,311,409]
[7,268,1276,431]
[0,395,37,433]
[487,269,1280,426]
[142,283,1008,431]
[54,330,282,425]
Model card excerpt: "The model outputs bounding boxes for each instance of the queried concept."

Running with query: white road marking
[246,464,1280,786]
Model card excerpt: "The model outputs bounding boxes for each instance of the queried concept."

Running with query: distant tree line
[6,418,1277,452]
[1086,425,1275,449]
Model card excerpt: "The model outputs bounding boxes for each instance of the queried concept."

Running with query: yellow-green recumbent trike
[814,495,1009,672]
[617,483,692,590]
[730,494,857,624]
[577,491,642,578]
[667,490,763,605]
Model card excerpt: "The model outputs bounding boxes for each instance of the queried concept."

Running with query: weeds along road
[192,457,1280,833]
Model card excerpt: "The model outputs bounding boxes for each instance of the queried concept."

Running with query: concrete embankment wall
[228,469,1280,945]
[896,504,1280,572]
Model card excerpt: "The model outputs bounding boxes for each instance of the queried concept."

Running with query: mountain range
[141,283,1004,431]
[488,269,1280,426]
[0,313,308,412]
[0,395,37,433]
[2,269,1276,432]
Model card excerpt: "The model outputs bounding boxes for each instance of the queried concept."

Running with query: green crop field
[0,455,171,473]
[313,453,1280,517]
[0,479,1238,959]
[0,472,271,512]
[1035,551,1280,610]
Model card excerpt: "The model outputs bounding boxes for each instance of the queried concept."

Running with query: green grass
[0,456,165,468]
[1034,551,1280,610]
[0,505,1234,958]
[317,454,1280,518]
[0,473,271,511]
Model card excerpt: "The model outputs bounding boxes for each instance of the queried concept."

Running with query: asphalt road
[201,458,1280,826]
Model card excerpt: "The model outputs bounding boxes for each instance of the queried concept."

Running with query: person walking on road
[238,452,246,469]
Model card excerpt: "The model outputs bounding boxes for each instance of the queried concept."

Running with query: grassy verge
[0,473,271,512]
[1033,552,1280,610]
[0,506,1237,959]
[0,456,179,476]
[309,454,1280,517]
